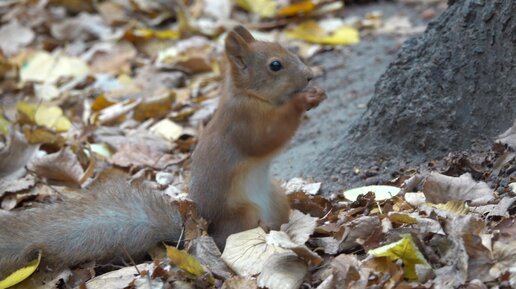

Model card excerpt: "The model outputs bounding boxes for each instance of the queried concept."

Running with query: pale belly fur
[243,161,274,224]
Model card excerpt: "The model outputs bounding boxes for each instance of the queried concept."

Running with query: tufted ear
[225,29,252,70]
[232,25,255,44]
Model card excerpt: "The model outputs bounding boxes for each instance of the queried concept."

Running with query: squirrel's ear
[232,25,255,43]
[225,30,251,70]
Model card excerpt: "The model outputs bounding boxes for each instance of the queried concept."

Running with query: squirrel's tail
[0,170,184,279]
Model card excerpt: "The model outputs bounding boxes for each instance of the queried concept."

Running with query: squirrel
[189,26,326,248]
[0,25,326,280]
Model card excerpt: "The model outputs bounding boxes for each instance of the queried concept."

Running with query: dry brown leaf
[50,12,116,41]
[422,172,494,205]
[288,192,333,218]
[0,129,38,180]
[266,231,322,266]
[330,254,369,289]
[463,233,494,282]
[280,209,317,245]
[110,143,186,170]
[189,236,233,279]
[490,241,516,286]
[257,253,308,289]
[0,174,36,197]
[84,41,137,75]
[470,197,515,217]
[28,148,88,187]
[221,276,258,289]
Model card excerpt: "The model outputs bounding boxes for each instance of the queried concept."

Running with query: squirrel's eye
[269,60,282,72]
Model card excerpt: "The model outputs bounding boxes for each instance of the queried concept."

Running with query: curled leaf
[0,250,41,289]
[368,234,429,280]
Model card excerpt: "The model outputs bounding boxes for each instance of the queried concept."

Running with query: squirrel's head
[224,25,313,104]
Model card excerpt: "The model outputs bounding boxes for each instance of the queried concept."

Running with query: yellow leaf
[90,143,114,158]
[34,105,71,132]
[0,250,41,289]
[131,28,180,40]
[388,213,418,225]
[0,111,10,136]
[368,235,429,280]
[286,20,360,45]
[91,95,115,112]
[165,244,206,277]
[430,201,469,215]
[20,51,89,84]
[16,101,37,123]
[236,0,277,18]
[17,101,72,132]
[277,1,315,17]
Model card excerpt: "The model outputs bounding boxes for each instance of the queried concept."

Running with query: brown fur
[0,170,183,280]
[189,26,326,248]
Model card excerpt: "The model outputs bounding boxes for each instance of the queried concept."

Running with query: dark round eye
[269,60,282,72]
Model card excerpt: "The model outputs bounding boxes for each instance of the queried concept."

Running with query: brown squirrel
[0,26,326,279]
[189,26,326,248]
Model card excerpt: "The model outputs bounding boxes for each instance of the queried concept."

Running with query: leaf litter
[0,0,513,288]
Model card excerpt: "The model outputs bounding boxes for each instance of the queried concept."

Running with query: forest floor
[0,0,514,289]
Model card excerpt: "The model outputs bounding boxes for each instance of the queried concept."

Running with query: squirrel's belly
[243,162,273,224]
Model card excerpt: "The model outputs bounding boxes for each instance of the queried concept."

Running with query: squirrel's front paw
[295,85,327,111]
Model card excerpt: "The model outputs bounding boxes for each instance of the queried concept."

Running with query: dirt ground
[273,2,440,192]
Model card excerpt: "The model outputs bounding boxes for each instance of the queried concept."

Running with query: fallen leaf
[422,172,494,205]
[280,210,317,245]
[490,241,516,286]
[85,264,148,289]
[165,244,212,281]
[429,201,469,216]
[286,20,360,45]
[266,230,323,266]
[277,1,315,17]
[109,143,186,170]
[150,119,184,142]
[283,177,321,195]
[84,41,137,75]
[17,101,72,132]
[0,129,38,180]
[368,234,430,280]
[221,276,258,289]
[404,192,426,207]
[189,236,233,279]
[236,0,277,18]
[330,254,369,289]
[0,249,41,289]
[470,197,515,218]
[0,174,36,197]
[496,120,516,150]
[0,20,34,56]
[343,185,401,201]
[19,51,89,84]
[221,227,289,276]
[257,253,307,289]
[387,213,417,225]
[50,12,116,41]
[28,148,89,187]
[288,192,333,218]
